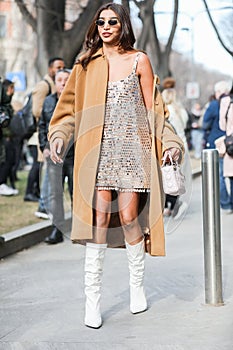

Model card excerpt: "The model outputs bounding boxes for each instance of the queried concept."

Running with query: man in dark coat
[37,69,74,244]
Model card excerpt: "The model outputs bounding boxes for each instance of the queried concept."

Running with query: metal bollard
[201,149,224,306]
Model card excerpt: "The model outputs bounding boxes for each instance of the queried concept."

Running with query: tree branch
[165,0,178,55]
[202,0,233,56]
[15,0,37,32]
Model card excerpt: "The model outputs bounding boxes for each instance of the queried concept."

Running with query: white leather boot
[125,238,147,314]
[84,242,107,328]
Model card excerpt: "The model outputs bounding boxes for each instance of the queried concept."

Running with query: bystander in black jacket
[38,93,74,159]
[0,79,18,194]
[38,90,74,244]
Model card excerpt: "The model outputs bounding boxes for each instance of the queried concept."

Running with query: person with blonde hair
[162,78,190,218]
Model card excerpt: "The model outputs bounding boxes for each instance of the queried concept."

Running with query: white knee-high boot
[125,238,147,314]
[84,242,107,328]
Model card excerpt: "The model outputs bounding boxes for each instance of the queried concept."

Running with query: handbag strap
[162,152,173,166]
[224,96,233,124]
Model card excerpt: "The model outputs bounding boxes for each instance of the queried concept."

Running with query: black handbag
[225,133,233,157]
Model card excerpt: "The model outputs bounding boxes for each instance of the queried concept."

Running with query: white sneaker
[34,209,50,220]
[12,188,19,195]
[163,208,172,217]
[221,209,233,215]
[0,184,15,196]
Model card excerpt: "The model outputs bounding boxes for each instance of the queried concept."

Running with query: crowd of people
[160,78,233,218]
[0,58,74,244]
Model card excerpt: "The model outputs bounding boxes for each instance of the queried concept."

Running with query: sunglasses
[95,18,119,27]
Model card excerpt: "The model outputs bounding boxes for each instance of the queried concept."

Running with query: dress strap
[132,52,140,74]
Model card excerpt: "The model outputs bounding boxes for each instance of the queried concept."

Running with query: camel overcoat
[48,49,184,256]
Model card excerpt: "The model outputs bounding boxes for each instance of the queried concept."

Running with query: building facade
[0,1,37,102]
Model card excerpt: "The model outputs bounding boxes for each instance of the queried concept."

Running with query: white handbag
[161,153,186,196]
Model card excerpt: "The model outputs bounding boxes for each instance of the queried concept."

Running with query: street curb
[0,214,72,260]
[0,170,201,259]
[192,167,202,178]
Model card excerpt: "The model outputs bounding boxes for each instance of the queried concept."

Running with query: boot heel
[130,286,147,314]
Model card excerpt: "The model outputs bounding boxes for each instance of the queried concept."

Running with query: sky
[155,0,233,77]
[127,0,233,78]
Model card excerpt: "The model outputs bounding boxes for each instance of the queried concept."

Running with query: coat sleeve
[48,65,77,155]
[162,120,184,156]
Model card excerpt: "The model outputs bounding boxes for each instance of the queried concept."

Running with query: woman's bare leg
[92,190,112,244]
[84,190,111,328]
[118,191,147,313]
[118,192,143,245]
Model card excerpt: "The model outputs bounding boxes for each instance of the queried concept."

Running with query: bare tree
[202,0,233,56]
[132,0,179,79]
[15,0,231,82]
[219,12,233,52]
[15,0,180,78]
[15,0,111,75]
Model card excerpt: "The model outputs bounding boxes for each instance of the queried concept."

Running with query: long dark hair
[78,3,136,69]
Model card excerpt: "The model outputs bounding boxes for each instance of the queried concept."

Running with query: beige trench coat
[48,49,184,256]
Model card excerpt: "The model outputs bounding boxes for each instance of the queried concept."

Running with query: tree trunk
[36,0,66,75]
[16,0,111,76]
[134,0,179,79]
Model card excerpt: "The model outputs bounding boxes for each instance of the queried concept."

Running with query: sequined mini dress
[96,53,152,192]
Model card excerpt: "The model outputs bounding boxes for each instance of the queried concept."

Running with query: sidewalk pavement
[1,175,233,349]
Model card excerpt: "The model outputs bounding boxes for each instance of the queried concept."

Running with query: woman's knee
[95,211,110,228]
[119,212,137,230]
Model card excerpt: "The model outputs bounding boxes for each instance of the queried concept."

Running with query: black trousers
[165,194,178,210]
[25,145,40,196]
[0,137,16,187]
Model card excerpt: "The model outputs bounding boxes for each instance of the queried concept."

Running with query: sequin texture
[96,54,151,192]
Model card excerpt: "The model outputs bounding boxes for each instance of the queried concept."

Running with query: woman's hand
[50,138,64,164]
[43,148,50,161]
[163,147,181,163]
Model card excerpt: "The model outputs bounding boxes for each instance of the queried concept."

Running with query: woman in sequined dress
[48,3,183,329]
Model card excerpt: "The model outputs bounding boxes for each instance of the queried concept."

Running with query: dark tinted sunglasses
[95,18,119,27]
